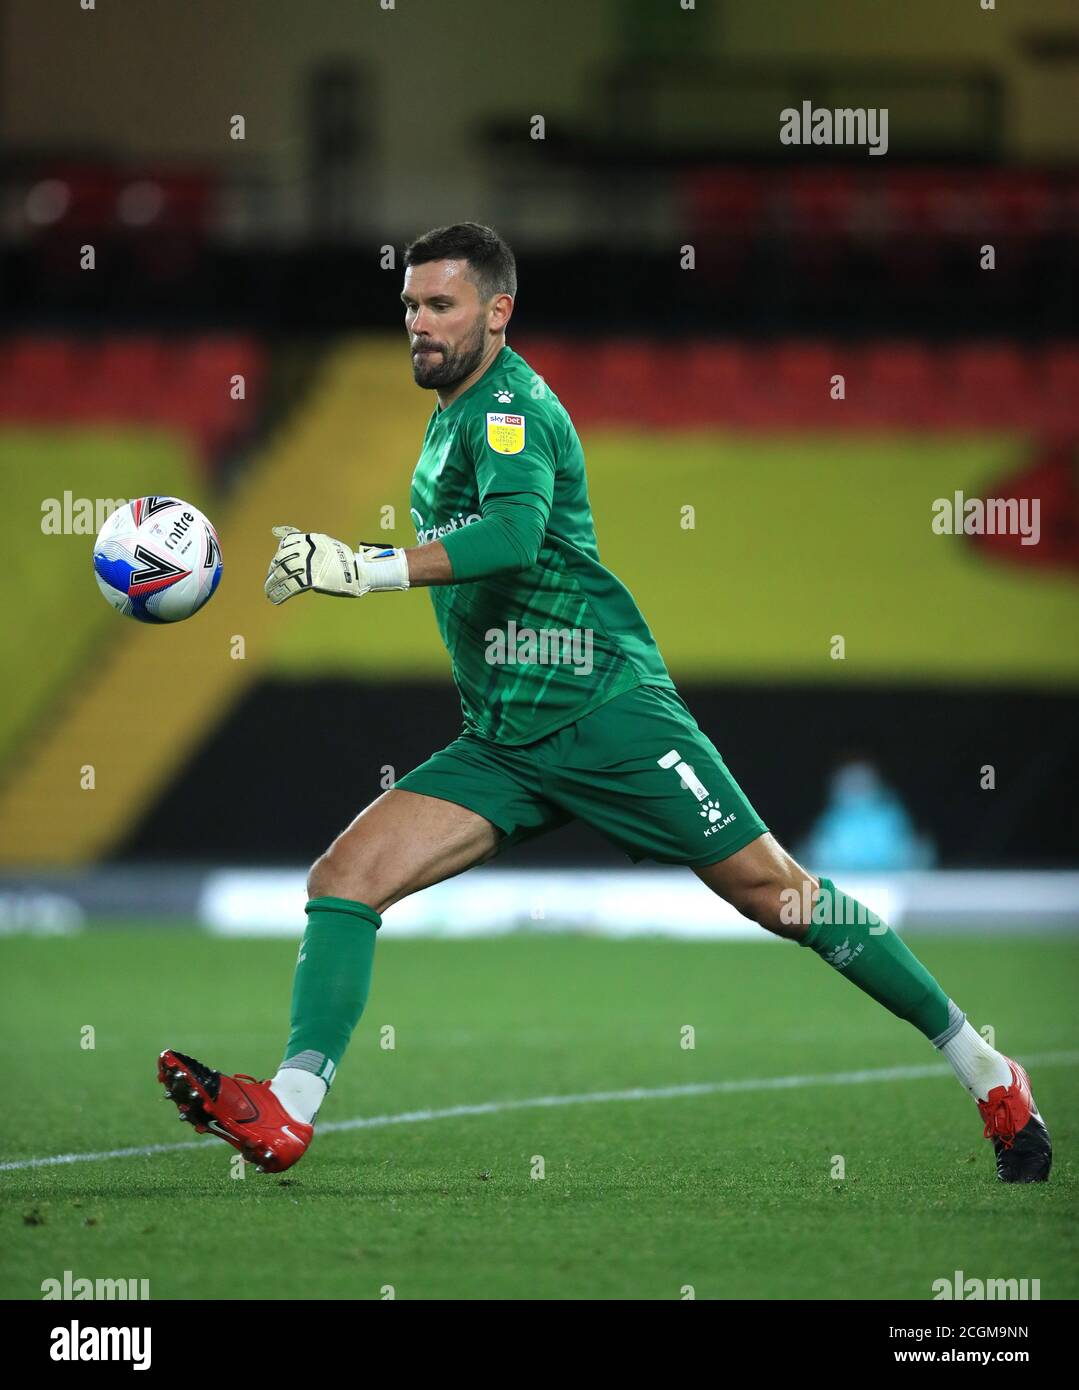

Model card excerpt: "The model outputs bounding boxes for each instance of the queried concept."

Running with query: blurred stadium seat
[0,333,265,463]
[517,337,1079,432]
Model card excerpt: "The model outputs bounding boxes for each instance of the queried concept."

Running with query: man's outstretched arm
[264,495,547,604]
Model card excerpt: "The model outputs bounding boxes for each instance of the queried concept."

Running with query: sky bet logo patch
[486,412,525,455]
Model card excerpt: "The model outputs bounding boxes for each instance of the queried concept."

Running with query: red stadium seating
[949,345,1032,425]
[680,167,1079,293]
[680,341,757,424]
[512,338,1079,433]
[5,332,1077,444]
[0,334,264,467]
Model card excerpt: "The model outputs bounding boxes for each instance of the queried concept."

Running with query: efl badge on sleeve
[486,412,526,455]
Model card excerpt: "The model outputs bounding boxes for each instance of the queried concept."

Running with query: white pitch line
[3,1050,1077,1174]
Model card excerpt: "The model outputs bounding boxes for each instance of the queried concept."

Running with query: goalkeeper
[158,223,1051,1186]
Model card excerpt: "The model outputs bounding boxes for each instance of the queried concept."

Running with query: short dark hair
[404,222,517,302]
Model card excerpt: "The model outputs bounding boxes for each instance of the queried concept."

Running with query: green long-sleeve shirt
[410,344,673,744]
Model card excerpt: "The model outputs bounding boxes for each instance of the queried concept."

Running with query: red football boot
[977,1057,1052,1183]
[158,1049,313,1174]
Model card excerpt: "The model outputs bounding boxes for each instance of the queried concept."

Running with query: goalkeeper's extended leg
[695,834,1052,1183]
[159,789,500,1172]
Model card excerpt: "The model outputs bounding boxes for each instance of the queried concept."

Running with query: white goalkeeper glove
[264,525,410,605]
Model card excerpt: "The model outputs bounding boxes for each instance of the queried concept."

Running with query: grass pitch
[1,928,1075,1300]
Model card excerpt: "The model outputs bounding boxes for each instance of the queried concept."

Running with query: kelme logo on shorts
[657,751,737,837]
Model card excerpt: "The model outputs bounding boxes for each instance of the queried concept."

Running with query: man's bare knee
[729,878,782,929]
[306,841,385,910]
[696,837,818,939]
[306,790,502,917]
[305,851,334,903]
[740,871,819,939]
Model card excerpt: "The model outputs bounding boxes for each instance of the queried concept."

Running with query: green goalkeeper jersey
[409,343,673,744]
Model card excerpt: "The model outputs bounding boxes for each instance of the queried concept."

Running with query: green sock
[281,896,380,1087]
[800,877,951,1041]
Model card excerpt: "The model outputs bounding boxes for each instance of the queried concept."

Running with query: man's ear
[490,292,514,332]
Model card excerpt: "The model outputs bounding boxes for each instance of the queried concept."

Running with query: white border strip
[4,1050,1076,1174]
[200,868,907,938]
[199,868,1079,939]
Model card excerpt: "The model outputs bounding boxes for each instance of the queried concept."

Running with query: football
[93,495,223,623]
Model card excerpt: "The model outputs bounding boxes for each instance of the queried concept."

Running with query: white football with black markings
[93,496,223,624]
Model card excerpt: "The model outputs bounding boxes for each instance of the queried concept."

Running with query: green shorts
[395,683,768,867]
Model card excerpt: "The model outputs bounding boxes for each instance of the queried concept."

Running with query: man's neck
[436,337,506,411]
